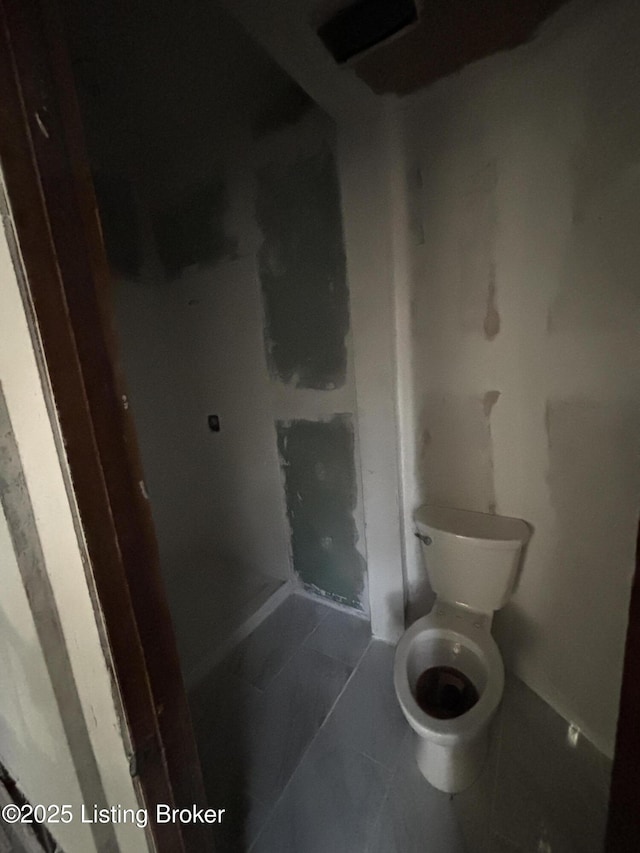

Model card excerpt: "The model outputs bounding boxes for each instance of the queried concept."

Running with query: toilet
[394,505,530,794]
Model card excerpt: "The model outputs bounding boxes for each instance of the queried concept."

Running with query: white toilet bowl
[394,506,530,793]
[394,601,504,792]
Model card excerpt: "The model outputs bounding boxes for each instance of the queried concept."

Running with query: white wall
[0,182,149,851]
[399,0,640,757]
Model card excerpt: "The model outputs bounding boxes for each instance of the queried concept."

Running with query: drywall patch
[483,389,501,418]
[457,165,500,338]
[484,275,501,340]
[92,171,140,278]
[256,144,349,389]
[418,392,499,513]
[152,178,237,278]
[545,398,640,748]
[277,415,366,609]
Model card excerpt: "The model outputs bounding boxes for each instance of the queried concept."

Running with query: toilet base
[414,728,489,793]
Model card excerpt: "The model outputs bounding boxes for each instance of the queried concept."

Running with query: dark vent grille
[317,0,418,63]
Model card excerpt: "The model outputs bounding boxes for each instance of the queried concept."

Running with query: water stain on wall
[256,144,349,390]
[545,398,640,745]
[418,391,500,513]
[152,178,237,278]
[457,162,501,340]
[277,415,366,609]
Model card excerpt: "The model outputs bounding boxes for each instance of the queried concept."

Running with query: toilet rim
[394,615,504,745]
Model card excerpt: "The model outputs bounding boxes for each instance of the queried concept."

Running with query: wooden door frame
[0,0,638,851]
[606,519,640,851]
[0,1,212,850]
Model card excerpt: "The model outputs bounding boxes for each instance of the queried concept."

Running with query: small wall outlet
[207,414,220,432]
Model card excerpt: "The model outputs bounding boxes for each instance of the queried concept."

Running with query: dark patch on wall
[152,179,237,278]
[92,171,141,278]
[277,415,365,609]
[484,275,500,340]
[483,389,501,418]
[256,144,349,389]
[253,83,315,138]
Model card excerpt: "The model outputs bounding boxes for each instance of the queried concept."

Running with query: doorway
[1,1,640,852]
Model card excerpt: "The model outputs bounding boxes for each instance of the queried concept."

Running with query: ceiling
[330,0,570,95]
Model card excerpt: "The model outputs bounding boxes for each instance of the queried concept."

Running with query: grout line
[186,578,292,690]
[363,777,393,853]
[248,636,374,852]
[233,591,333,694]
[300,600,335,647]
[257,594,334,688]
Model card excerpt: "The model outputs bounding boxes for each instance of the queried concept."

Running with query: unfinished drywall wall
[256,143,349,389]
[277,415,365,608]
[418,391,501,515]
[63,0,369,682]
[211,0,407,641]
[401,0,640,756]
[0,182,148,852]
[257,109,368,611]
[152,178,238,277]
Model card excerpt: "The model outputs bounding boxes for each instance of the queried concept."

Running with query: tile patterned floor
[167,558,286,685]
[190,594,612,853]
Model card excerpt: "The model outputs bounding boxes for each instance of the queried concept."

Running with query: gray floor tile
[491,675,611,853]
[228,595,328,691]
[452,705,504,853]
[251,729,391,853]
[247,647,353,806]
[208,789,270,853]
[169,558,284,683]
[190,663,263,756]
[305,607,371,668]
[192,594,614,853]
[195,668,270,851]
[322,639,407,769]
[367,731,467,853]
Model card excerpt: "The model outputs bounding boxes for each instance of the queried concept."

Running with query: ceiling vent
[317,0,419,63]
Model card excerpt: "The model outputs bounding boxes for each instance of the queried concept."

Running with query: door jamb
[0,1,212,850]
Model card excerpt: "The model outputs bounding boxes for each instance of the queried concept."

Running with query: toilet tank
[414,506,531,614]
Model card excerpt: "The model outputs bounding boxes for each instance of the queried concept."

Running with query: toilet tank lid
[414,505,531,545]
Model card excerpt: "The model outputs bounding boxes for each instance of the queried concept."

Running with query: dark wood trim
[0,1,212,850]
[606,517,640,851]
